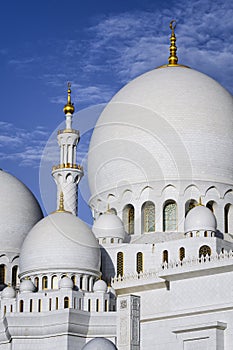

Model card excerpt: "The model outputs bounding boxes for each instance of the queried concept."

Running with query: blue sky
[0,0,232,224]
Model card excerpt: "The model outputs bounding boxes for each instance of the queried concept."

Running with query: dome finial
[168,20,178,66]
[63,82,75,116]
[58,191,65,212]
[198,196,204,206]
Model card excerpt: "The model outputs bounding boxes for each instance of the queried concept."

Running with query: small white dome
[82,338,117,350]
[20,279,36,293]
[1,285,16,299]
[93,279,107,293]
[184,205,217,233]
[19,212,100,278]
[92,212,125,241]
[59,276,73,289]
[0,170,43,253]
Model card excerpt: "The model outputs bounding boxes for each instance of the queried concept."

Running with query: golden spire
[63,82,75,115]
[168,20,178,66]
[157,21,189,69]
[198,196,204,206]
[57,191,65,212]
[54,191,72,213]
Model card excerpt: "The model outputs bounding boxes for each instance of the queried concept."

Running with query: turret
[52,83,83,215]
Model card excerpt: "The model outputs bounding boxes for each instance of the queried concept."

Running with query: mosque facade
[0,22,232,350]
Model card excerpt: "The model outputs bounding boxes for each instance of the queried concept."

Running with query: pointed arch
[142,201,155,233]
[163,200,177,231]
[117,252,124,277]
[0,265,6,285]
[12,266,18,287]
[179,247,185,261]
[51,275,58,289]
[136,252,143,274]
[199,245,211,258]
[206,200,217,213]
[162,250,168,263]
[64,297,69,309]
[185,199,197,216]
[42,276,48,290]
[225,204,233,233]
[123,204,134,234]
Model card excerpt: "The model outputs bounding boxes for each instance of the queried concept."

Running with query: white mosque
[0,21,233,349]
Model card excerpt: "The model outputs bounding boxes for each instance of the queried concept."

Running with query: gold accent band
[57,129,79,135]
[52,163,83,171]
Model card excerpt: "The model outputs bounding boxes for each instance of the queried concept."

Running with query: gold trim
[57,129,79,135]
[52,163,83,171]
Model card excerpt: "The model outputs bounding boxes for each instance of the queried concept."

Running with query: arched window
[42,276,48,290]
[199,245,211,258]
[19,300,24,312]
[0,265,5,285]
[224,204,233,233]
[80,276,83,290]
[162,250,168,263]
[12,265,18,287]
[109,208,117,215]
[111,238,114,243]
[30,299,33,312]
[64,297,69,309]
[117,252,124,277]
[88,299,91,312]
[123,204,134,234]
[56,297,59,310]
[96,299,100,312]
[136,252,143,274]
[51,275,58,289]
[163,201,177,231]
[105,299,108,312]
[185,199,197,216]
[38,299,42,312]
[179,247,185,261]
[34,277,39,290]
[206,201,217,213]
[49,298,52,311]
[142,201,155,232]
[71,275,76,286]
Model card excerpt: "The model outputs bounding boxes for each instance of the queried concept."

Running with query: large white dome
[19,212,100,278]
[88,67,233,200]
[0,169,43,253]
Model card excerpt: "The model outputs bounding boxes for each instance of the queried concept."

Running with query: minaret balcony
[57,129,79,135]
[52,163,83,171]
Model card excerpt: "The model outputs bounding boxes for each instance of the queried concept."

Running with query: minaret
[52,83,83,215]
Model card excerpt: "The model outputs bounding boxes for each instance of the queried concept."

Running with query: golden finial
[54,191,72,214]
[63,82,75,115]
[198,196,204,206]
[106,203,110,213]
[57,191,65,212]
[168,20,178,66]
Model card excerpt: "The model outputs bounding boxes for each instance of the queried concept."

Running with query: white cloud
[83,0,233,93]
[0,124,50,167]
